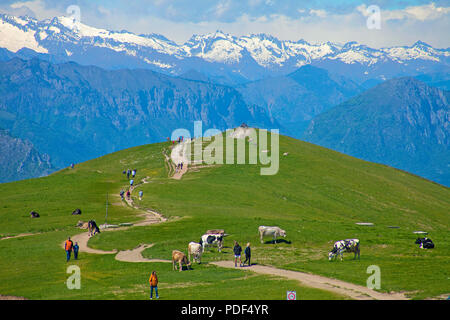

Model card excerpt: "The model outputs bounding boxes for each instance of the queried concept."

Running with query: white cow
[328,239,360,261]
[200,234,223,252]
[188,242,203,264]
[258,226,286,244]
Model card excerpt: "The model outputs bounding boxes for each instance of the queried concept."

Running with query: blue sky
[1,0,449,47]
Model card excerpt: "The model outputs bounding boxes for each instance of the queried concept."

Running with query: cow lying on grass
[172,250,191,272]
[258,226,286,244]
[328,239,360,261]
[415,237,434,249]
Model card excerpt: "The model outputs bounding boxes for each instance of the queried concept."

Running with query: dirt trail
[115,243,171,263]
[62,176,167,256]
[211,261,408,300]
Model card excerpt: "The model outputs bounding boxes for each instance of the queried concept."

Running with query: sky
[0,0,449,48]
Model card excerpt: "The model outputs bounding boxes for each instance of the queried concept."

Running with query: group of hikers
[119,168,143,201]
[233,241,251,267]
[64,237,79,262]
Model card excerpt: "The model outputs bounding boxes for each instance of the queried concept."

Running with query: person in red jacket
[149,271,159,299]
[65,237,73,262]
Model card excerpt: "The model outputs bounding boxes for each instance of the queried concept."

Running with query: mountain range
[1,13,449,86]
[303,77,450,186]
[0,57,274,169]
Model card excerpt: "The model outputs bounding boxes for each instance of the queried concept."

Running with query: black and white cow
[200,234,223,252]
[328,239,360,261]
[415,237,434,249]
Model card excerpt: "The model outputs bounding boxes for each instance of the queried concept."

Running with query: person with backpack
[233,241,243,267]
[73,242,79,260]
[139,190,143,200]
[120,189,125,200]
[243,242,251,266]
[126,189,131,200]
[149,271,159,299]
[127,169,131,180]
[65,237,73,262]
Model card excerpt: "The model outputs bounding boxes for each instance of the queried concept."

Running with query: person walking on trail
[180,162,183,170]
[233,241,243,267]
[132,169,136,178]
[127,169,131,180]
[73,242,79,260]
[244,243,251,266]
[65,237,73,262]
[126,189,131,200]
[120,189,125,200]
[149,271,159,299]
[139,190,143,200]
[130,179,134,191]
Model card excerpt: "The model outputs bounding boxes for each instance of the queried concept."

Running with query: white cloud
[309,9,327,18]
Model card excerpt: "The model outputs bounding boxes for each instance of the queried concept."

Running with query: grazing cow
[172,250,191,272]
[258,226,286,244]
[88,220,100,237]
[200,234,223,252]
[328,239,360,261]
[415,237,434,249]
[30,211,40,218]
[188,242,203,264]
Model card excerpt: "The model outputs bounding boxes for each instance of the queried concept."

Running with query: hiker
[73,242,79,260]
[127,169,131,180]
[180,162,183,170]
[139,190,143,201]
[120,189,125,200]
[126,189,131,200]
[65,237,73,262]
[149,271,159,299]
[132,169,136,178]
[233,241,243,267]
[71,163,75,169]
[244,242,251,266]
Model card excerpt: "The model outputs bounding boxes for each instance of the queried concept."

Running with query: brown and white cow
[172,250,191,272]
[188,242,203,264]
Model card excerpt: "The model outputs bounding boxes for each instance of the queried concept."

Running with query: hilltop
[0,133,448,300]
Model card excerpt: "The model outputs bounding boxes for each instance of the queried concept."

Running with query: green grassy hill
[0,133,448,300]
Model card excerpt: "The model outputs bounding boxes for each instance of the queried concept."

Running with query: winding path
[210,261,407,300]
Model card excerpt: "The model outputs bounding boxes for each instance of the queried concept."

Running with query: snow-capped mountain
[1,13,449,84]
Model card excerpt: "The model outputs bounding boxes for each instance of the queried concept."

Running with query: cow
[88,220,100,237]
[188,242,203,264]
[258,226,286,244]
[415,237,434,249]
[328,239,360,261]
[200,234,223,252]
[30,211,40,218]
[172,250,191,272]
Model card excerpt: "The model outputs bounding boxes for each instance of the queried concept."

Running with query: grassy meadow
[0,133,449,300]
